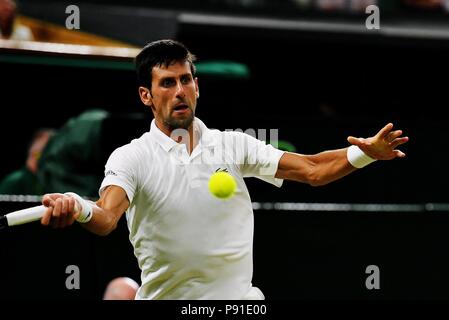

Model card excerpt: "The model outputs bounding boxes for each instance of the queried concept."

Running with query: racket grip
[5,205,47,227]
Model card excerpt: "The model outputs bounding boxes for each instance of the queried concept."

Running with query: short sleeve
[233,132,285,187]
[99,146,138,203]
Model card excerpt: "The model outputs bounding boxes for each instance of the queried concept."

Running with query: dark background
[1,0,449,300]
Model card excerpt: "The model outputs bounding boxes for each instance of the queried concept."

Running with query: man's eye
[163,79,174,87]
[181,76,191,84]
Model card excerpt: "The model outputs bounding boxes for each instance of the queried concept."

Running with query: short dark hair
[135,39,196,89]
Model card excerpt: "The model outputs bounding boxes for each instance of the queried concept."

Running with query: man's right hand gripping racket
[0,205,46,229]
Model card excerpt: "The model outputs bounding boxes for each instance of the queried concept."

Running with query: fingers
[377,123,394,139]
[59,198,76,227]
[41,194,78,228]
[66,197,77,227]
[348,124,408,161]
[68,197,75,213]
[393,150,406,158]
[50,198,63,228]
[42,194,55,207]
[62,197,68,215]
[40,206,53,226]
[386,130,402,142]
[389,136,409,149]
[42,195,51,207]
[57,198,71,228]
[42,193,64,207]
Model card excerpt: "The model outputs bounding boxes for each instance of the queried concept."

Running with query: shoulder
[108,132,151,164]
[221,130,262,146]
[201,128,264,151]
[203,125,248,141]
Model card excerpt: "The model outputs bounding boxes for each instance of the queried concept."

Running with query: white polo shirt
[100,117,284,300]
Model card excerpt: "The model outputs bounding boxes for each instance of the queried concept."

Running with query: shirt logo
[105,170,117,177]
[215,168,229,173]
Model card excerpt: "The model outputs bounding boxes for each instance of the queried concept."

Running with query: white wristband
[347,145,376,169]
[64,192,93,223]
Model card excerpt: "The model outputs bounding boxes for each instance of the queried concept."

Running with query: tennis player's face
[148,61,199,132]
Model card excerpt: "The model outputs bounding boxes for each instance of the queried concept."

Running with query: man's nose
[175,81,186,98]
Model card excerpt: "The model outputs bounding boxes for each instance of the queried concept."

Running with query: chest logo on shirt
[215,167,229,173]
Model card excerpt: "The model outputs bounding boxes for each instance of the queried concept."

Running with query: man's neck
[155,120,197,155]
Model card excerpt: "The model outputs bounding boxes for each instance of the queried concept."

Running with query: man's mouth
[173,104,189,112]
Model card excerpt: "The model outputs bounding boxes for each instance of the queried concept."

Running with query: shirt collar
[149,117,217,152]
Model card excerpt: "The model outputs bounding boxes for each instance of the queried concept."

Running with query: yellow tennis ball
[208,171,237,199]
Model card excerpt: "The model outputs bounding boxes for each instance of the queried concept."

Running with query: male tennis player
[41,39,408,300]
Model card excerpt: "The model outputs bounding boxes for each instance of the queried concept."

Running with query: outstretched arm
[275,123,409,186]
[41,185,130,236]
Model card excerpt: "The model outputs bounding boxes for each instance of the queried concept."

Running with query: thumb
[347,136,363,147]
[42,195,54,207]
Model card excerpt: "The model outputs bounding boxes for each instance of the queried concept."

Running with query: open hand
[347,123,409,160]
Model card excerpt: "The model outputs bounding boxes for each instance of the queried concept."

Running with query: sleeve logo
[105,170,117,177]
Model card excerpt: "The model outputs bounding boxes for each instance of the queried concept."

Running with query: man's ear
[195,77,199,98]
[138,86,152,106]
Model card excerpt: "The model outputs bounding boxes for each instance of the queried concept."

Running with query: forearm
[307,148,357,186]
[79,201,121,236]
[79,188,129,236]
[276,148,358,186]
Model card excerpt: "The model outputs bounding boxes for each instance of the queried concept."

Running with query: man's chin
[166,113,195,130]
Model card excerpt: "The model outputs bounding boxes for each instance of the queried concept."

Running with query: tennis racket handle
[5,205,47,227]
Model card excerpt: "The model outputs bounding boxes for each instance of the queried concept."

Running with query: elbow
[91,219,118,237]
[309,177,326,187]
[97,227,115,237]
[99,222,118,236]
[307,171,328,187]
[97,229,112,237]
